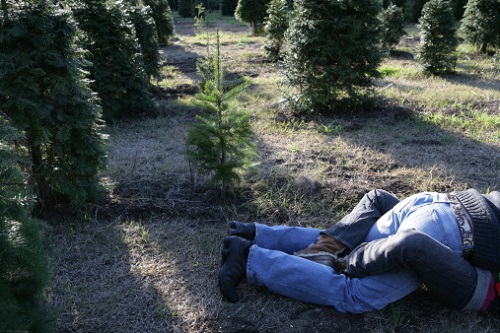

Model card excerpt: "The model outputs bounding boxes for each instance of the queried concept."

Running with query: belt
[447,193,474,260]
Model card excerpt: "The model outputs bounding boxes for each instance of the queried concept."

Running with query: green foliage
[449,0,467,19]
[460,0,500,54]
[206,0,221,11]
[196,55,215,92]
[379,4,406,50]
[416,0,457,74]
[221,0,238,15]
[382,0,412,21]
[187,31,256,198]
[0,1,106,211]
[72,0,155,121]
[411,0,465,21]
[264,0,289,62]
[411,0,429,21]
[178,0,193,17]
[0,116,53,333]
[282,0,381,113]
[131,3,161,79]
[143,0,175,46]
[168,0,178,10]
[194,3,206,35]
[235,0,271,35]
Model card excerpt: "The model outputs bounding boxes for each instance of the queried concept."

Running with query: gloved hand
[294,234,346,268]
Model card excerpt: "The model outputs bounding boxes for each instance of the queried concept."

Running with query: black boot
[219,236,251,303]
[227,221,256,240]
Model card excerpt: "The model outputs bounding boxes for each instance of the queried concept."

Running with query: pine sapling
[187,30,256,199]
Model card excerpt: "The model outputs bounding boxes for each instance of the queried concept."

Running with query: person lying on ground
[218,188,500,313]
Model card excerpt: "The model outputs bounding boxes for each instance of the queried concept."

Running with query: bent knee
[394,229,438,253]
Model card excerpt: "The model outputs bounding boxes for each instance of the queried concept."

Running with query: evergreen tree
[417,0,457,74]
[143,0,174,46]
[168,0,178,10]
[411,0,429,21]
[414,0,465,21]
[221,0,238,15]
[450,0,467,19]
[0,115,53,333]
[187,31,255,198]
[178,0,193,17]
[235,0,271,35]
[282,0,381,113]
[460,0,500,54]
[72,0,155,121]
[132,3,161,79]
[206,0,220,11]
[0,0,106,211]
[379,4,406,50]
[264,0,289,62]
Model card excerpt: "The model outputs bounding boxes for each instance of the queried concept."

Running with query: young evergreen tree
[0,116,53,333]
[264,0,289,62]
[72,0,155,121]
[178,0,193,17]
[235,0,271,35]
[379,4,406,50]
[460,0,500,54]
[221,0,238,15]
[390,0,417,22]
[416,0,457,74]
[131,3,161,79]
[187,31,255,199]
[0,0,106,211]
[282,0,381,113]
[143,0,175,46]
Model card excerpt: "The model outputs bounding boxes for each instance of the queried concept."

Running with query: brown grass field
[48,14,500,333]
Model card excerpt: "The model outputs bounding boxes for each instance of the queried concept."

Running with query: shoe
[218,236,251,303]
[227,221,256,240]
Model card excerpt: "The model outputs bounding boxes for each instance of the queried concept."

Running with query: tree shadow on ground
[241,101,499,230]
[48,221,178,332]
[442,72,500,98]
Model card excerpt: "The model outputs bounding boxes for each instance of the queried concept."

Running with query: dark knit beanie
[453,189,500,272]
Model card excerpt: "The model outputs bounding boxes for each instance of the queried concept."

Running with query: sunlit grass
[157,65,195,88]
[422,111,500,143]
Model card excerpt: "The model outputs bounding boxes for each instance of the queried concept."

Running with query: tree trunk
[28,134,51,212]
[479,40,487,54]
[1,0,8,20]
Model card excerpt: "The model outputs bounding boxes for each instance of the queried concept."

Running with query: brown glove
[294,234,346,268]
[296,234,345,255]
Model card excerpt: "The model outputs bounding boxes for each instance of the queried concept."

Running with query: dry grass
[48,14,500,333]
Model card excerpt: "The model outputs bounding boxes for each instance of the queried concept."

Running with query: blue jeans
[245,190,470,313]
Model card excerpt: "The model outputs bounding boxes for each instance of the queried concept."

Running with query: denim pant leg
[246,246,420,313]
[346,229,478,309]
[248,223,420,313]
[323,189,401,249]
[254,223,322,254]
